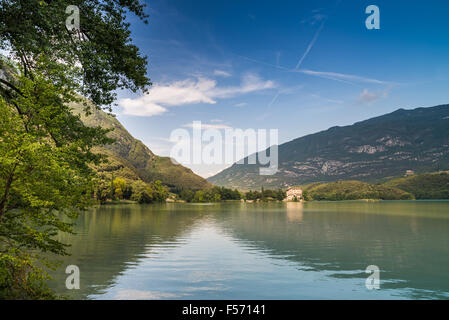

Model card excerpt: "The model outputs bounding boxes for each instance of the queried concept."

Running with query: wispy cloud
[213,70,232,77]
[295,69,395,86]
[267,85,304,109]
[301,10,327,26]
[235,102,248,107]
[310,93,344,104]
[119,73,276,116]
[267,92,281,108]
[259,85,304,121]
[232,53,290,71]
[210,73,276,98]
[233,54,394,88]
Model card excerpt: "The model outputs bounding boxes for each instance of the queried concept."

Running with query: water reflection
[286,202,304,223]
[48,201,449,299]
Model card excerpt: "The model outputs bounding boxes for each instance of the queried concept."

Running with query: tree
[113,178,128,200]
[179,189,195,202]
[0,0,151,298]
[95,179,111,204]
[0,0,151,109]
[302,190,311,201]
[275,189,286,201]
[130,181,152,204]
[194,190,205,203]
[0,84,108,298]
[151,180,168,202]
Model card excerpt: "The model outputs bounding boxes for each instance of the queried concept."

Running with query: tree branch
[0,163,17,223]
[0,78,23,96]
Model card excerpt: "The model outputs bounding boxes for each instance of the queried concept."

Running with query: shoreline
[97,198,449,206]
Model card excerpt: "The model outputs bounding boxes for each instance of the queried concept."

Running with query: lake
[48,201,449,300]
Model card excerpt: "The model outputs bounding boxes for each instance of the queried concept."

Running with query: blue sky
[115,0,449,177]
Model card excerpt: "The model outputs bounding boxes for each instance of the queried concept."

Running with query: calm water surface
[48,201,449,299]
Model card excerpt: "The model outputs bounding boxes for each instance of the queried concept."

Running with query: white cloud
[209,73,275,98]
[358,89,387,104]
[213,70,231,77]
[235,102,248,107]
[119,73,275,116]
[118,97,168,116]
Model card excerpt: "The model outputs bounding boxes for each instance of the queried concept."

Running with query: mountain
[71,101,211,191]
[208,104,449,190]
[0,55,210,191]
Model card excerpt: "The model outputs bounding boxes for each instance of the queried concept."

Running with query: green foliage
[151,180,169,202]
[178,186,241,203]
[383,172,449,199]
[95,180,111,204]
[245,188,286,201]
[0,250,57,300]
[193,190,206,203]
[130,180,168,204]
[302,190,311,201]
[130,181,153,204]
[298,172,449,201]
[0,76,108,298]
[179,189,195,203]
[0,0,151,109]
[245,190,261,201]
[302,180,414,201]
[112,178,133,200]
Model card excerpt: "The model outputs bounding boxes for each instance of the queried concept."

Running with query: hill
[70,101,211,191]
[208,104,449,189]
[301,180,414,201]
[382,171,449,199]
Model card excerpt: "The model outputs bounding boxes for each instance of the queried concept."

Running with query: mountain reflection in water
[48,201,449,300]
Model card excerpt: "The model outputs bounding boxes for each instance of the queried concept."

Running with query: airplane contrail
[295,18,327,70]
[268,17,328,109]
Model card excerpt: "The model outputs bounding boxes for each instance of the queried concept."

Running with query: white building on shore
[285,187,303,201]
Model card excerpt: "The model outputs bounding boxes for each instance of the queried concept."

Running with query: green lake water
[48,201,449,299]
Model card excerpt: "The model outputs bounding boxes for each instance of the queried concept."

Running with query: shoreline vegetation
[97,170,449,205]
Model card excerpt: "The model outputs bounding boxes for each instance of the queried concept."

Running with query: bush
[130,180,168,203]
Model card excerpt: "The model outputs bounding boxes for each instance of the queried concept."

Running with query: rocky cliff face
[208,104,449,189]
